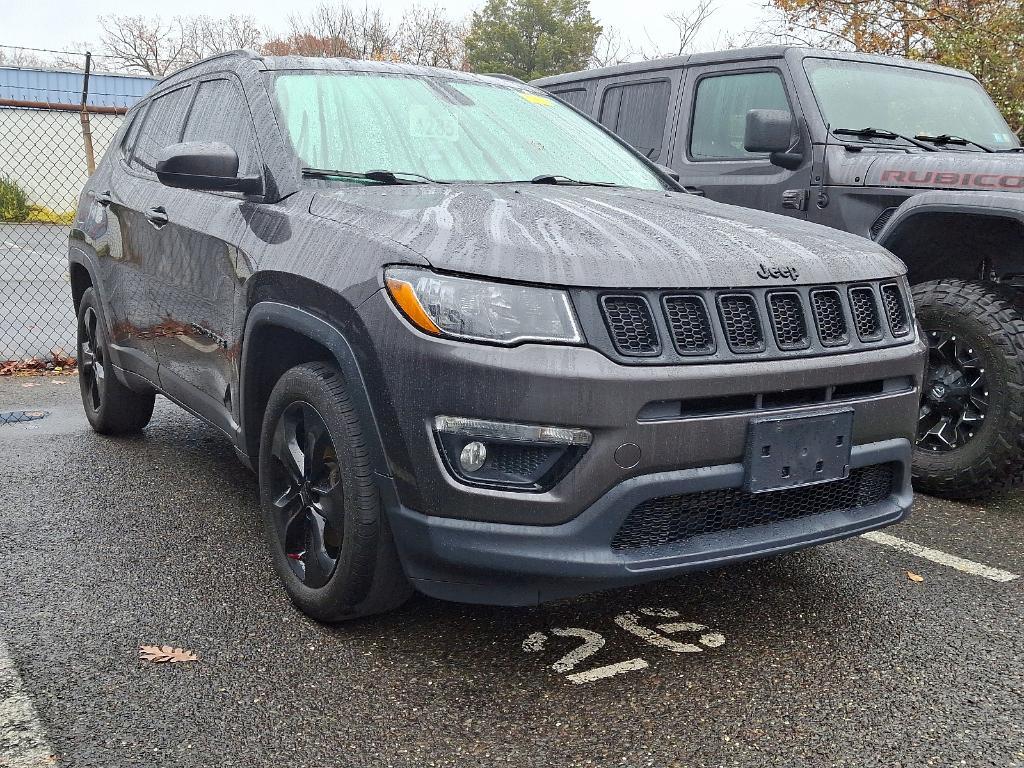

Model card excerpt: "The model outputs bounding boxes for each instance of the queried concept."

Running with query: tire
[76,288,156,435]
[258,361,412,621]
[912,279,1024,499]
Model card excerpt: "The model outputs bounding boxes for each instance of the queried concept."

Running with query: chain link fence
[0,55,152,363]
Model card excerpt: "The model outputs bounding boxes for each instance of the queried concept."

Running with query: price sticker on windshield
[519,92,554,107]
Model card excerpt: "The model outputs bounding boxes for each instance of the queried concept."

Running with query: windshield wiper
[833,127,937,152]
[301,167,442,184]
[914,133,993,153]
[527,174,621,187]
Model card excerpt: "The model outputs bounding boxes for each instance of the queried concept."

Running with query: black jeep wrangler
[70,51,923,620]
[536,46,1024,499]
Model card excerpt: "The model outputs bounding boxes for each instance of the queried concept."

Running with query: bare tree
[179,15,263,61]
[0,48,49,68]
[264,3,401,59]
[397,5,467,68]
[97,15,188,76]
[589,26,633,68]
[639,0,718,59]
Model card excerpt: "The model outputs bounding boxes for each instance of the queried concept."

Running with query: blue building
[0,65,155,110]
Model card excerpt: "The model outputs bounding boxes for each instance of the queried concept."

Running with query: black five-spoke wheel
[918,330,988,452]
[268,401,345,589]
[79,305,106,412]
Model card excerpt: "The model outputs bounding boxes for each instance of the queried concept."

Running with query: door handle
[95,190,113,207]
[145,206,169,229]
[682,186,705,196]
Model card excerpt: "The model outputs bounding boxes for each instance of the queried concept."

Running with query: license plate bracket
[745,410,853,493]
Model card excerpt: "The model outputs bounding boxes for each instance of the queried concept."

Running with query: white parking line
[0,639,53,767]
[861,531,1021,583]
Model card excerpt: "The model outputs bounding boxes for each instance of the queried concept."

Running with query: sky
[2,0,768,63]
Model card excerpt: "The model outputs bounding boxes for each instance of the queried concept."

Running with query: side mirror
[744,109,803,171]
[154,141,263,195]
[654,162,680,182]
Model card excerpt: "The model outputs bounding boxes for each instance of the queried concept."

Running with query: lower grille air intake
[611,463,896,551]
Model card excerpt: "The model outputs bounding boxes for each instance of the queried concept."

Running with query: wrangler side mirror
[155,141,263,195]
[744,109,803,171]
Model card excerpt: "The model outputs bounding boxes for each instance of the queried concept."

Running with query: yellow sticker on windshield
[520,92,554,106]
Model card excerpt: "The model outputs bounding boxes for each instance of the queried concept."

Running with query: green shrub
[0,175,30,223]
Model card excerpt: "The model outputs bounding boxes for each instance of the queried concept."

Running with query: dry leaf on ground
[907,571,925,583]
[139,645,199,663]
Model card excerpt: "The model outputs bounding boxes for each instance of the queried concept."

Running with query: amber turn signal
[385,276,442,335]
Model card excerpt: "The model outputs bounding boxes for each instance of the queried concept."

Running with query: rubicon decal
[880,169,1024,190]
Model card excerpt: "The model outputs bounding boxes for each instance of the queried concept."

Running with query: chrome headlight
[384,267,582,345]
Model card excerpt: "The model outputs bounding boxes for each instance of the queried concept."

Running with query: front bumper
[386,438,913,606]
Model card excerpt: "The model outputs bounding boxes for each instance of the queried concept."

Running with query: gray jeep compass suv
[69,51,925,620]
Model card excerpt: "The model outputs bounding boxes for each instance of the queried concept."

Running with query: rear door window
[549,87,588,111]
[182,78,260,176]
[599,80,671,161]
[131,86,192,173]
[689,71,790,160]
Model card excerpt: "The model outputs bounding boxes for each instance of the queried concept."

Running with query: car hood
[309,184,903,287]
[831,148,1024,192]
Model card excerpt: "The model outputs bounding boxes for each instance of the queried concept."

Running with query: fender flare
[876,189,1024,250]
[238,301,390,477]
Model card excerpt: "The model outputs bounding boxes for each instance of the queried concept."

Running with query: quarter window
[690,72,790,160]
[600,80,671,161]
[131,86,192,173]
[183,78,259,176]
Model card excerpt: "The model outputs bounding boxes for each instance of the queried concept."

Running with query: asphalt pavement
[0,376,1021,768]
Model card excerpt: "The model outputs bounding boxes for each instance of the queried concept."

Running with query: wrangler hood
[309,185,903,288]
[831,149,1024,193]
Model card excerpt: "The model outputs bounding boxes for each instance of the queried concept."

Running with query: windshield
[270,71,666,189]
[804,58,1020,151]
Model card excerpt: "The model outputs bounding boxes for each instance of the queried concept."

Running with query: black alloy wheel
[268,401,346,589]
[79,305,106,412]
[917,330,988,451]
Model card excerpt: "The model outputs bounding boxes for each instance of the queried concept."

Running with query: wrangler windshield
[271,71,666,189]
[804,58,1020,151]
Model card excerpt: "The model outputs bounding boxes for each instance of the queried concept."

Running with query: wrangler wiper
[526,174,621,187]
[301,167,442,184]
[915,133,993,153]
[833,127,937,152]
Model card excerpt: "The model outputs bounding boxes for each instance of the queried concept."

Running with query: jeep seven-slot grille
[663,295,715,354]
[592,280,911,364]
[810,289,849,346]
[718,294,765,353]
[881,283,910,336]
[849,286,884,341]
[610,463,896,551]
[601,295,660,355]
[767,292,809,350]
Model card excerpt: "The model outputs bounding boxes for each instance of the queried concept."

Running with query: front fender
[875,190,1024,283]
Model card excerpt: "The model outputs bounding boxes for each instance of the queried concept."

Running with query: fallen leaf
[907,571,925,583]
[139,645,199,663]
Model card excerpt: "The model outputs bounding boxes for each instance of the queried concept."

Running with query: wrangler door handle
[145,206,169,229]
[682,186,705,196]
[95,190,113,207]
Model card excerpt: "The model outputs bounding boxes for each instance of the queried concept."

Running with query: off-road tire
[912,279,1024,499]
[258,361,412,621]
[76,288,156,434]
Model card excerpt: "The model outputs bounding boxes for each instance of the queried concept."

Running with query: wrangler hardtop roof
[148,49,531,99]
[531,45,978,88]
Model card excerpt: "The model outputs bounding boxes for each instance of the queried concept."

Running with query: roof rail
[158,49,260,83]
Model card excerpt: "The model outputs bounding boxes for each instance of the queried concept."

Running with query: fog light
[460,441,487,472]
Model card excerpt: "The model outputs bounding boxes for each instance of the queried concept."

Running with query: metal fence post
[79,52,95,175]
